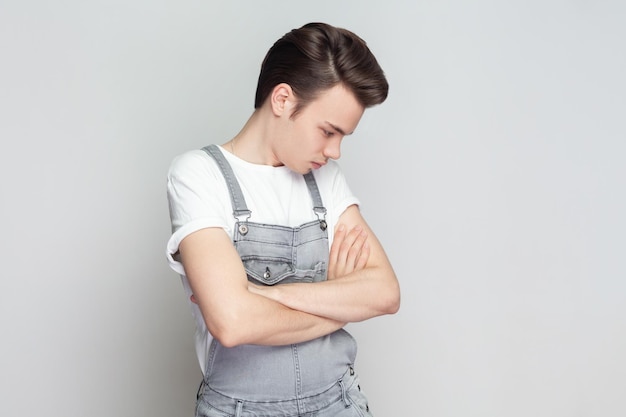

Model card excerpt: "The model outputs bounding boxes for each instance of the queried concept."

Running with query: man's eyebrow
[325,121,354,136]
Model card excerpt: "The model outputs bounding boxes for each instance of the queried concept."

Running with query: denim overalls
[195,145,373,417]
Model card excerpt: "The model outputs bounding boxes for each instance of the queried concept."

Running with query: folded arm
[249,204,401,323]
[179,228,345,348]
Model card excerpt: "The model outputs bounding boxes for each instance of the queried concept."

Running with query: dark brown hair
[254,22,389,115]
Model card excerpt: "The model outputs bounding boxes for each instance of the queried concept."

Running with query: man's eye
[323,129,334,137]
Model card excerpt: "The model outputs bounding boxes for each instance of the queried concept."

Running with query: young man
[167,22,400,417]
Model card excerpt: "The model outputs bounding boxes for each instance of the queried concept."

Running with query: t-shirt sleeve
[314,160,361,227]
[165,150,232,275]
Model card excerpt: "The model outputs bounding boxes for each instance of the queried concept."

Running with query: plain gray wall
[1,1,624,416]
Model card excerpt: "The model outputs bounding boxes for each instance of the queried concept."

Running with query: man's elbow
[205,315,249,348]
[383,295,401,315]
[381,283,401,315]
[212,329,244,348]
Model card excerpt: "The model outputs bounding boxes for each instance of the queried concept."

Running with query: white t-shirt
[166,146,359,375]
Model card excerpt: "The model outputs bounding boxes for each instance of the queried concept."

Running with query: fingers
[328,224,369,279]
[341,225,366,270]
[355,241,370,270]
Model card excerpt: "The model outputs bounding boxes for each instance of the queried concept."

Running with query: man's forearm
[249,266,400,323]
[206,290,346,347]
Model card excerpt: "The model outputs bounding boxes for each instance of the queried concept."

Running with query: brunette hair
[254,22,389,115]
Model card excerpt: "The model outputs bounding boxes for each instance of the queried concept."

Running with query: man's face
[276,84,365,174]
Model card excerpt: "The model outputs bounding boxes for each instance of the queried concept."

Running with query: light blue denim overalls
[195,145,373,417]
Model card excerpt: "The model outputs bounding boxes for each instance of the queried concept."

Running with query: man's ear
[270,83,296,117]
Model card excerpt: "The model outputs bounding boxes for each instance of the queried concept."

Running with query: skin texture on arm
[249,204,401,322]
[179,226,360,348]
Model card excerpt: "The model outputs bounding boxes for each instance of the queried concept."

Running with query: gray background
[1,1,624,416]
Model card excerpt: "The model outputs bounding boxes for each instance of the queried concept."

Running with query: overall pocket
[242,257,325,285]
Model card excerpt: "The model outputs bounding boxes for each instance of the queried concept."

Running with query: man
[167,22,400,416]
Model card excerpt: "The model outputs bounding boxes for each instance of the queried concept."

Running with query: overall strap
[304,172,328,230]
[201,145,251,222]
[201,144,327,230]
